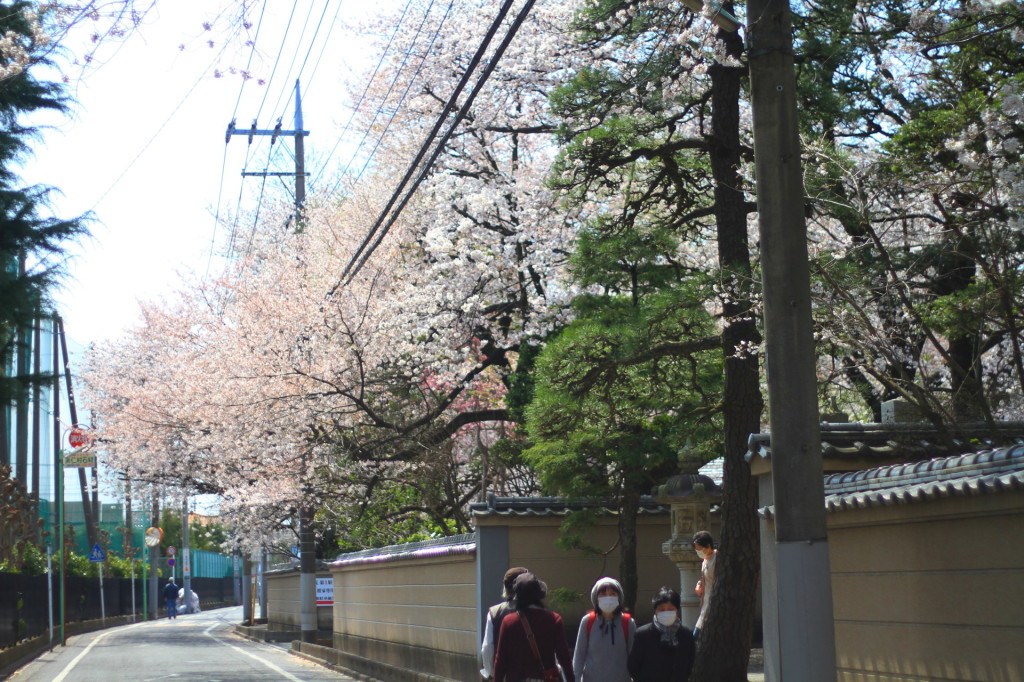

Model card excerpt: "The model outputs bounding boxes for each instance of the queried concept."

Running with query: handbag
[518,609,564,682]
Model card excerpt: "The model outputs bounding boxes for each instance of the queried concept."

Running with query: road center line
[203,623,304,682]
[52,630,112,682]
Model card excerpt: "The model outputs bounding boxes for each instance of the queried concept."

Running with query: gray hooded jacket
[572,577,636,682]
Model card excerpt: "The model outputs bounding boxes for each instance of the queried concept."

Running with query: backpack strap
[587,610,631,642]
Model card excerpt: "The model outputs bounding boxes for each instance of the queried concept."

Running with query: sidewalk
[236,622,768,681]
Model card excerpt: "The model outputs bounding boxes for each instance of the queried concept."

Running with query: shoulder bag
[519,610,564,682]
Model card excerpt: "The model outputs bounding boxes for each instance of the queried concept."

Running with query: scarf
[652,618,681,646]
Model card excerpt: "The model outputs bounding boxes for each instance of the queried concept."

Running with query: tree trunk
[618,483,641,610]
[690,12,764,682]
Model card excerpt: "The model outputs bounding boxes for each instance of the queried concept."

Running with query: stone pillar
[652,467,721,630]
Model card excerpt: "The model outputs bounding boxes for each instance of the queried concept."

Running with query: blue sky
[23,0,391,351]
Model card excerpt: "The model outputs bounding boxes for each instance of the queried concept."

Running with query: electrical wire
[294,0,334,98]
[264,1,318,131]
[335,0,536,289]
[296,0,347,104]
[210,1,269,277]
[255,1,299,125]
[350,0,454,184]
[310,0,414,187]
[318,0,453,199]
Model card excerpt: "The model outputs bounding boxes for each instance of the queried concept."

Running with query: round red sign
[69,428,90,448]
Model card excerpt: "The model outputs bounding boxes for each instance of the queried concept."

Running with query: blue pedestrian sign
[88,543,106,563]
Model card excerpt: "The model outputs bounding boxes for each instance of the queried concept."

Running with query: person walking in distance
[481,567,529,680]
[163,577,179,619]
[692,530,717,639]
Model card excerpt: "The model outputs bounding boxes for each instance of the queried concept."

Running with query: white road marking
[51,630,112,682]
[202,623,304,682]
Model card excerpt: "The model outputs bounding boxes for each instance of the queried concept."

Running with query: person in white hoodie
[572,577,636,682]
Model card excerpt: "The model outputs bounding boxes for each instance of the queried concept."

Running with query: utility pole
[56,315,98,549]
[182,494,191,613]
[51,313,65,646]
[150,494,159,620]
[226,79,309,233]
[227,79,315,639]
[746,0,837,679]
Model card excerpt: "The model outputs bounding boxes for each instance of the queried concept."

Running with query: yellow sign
[64,452,97,468]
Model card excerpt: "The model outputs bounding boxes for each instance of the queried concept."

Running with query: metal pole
[259,550,268,622]
[294,79,306,232]
[131,557,136,622]
[47,545,53,648]
[98,561,106,625]
[241,554,252,625]
[32,317,42,512]
[299,504,316,643]
[56,316,98,548]
[52,314,65,647]
[746,0,837,679]
[142,556,148,621]
[182,495,192,613]
[150,494,159,620]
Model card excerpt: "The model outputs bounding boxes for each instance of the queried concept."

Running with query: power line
[255,2,299,126]
[295,0,335,95]
[264,1,319,130]
[331,0,522,290]
[310,0,415,187]
[210,1,269,278]
[318,0,454,197]
[296,0,347,106]
[336,0,537,289]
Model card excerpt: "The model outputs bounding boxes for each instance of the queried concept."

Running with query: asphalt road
[7,606,356,682]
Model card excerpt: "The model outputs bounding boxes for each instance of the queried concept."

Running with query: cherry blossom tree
[799,0,1024,424]
[83,0,588,553]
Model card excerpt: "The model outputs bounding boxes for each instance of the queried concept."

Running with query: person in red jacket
[493,573,575,682]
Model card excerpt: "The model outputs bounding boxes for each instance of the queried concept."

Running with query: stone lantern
[651,452,721,629]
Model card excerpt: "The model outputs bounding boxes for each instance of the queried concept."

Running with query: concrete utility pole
[746,0,837,679]
[227,79,315,639]
[182,495,192,613]
[150,494,160,620]
[226,79,309,233]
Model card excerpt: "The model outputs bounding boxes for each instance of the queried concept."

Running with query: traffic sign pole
[57,446,65,646]
[98,562,106,625]
[88,543,108,625]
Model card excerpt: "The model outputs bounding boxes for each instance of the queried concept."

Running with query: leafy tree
[798,1,1024,424]
[545,1,762,678]
[0,1,89,407]
[525,285,722,603]
[0,464,42,571]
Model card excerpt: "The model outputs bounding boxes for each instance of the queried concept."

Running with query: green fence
[190,549,233,578]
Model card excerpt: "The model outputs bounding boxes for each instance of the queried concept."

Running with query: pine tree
[0,1,89,409]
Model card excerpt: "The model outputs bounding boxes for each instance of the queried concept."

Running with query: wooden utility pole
[746,0,837,679]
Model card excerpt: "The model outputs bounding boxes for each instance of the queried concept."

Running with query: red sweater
[494,608,575,682]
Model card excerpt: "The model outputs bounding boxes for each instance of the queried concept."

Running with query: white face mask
[655,610,678,627]
[695,548,706,559]
[597,595,619,614]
